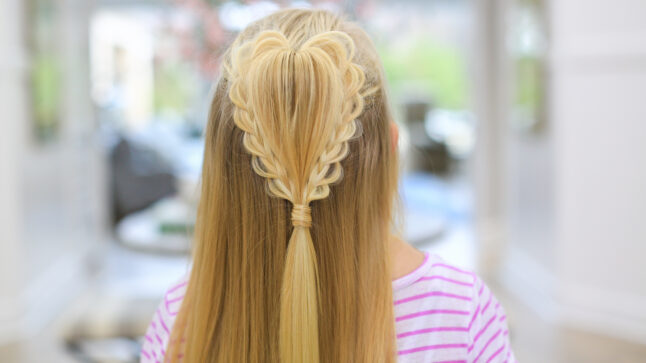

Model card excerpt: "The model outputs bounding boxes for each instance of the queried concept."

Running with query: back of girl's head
[167,8,398,363]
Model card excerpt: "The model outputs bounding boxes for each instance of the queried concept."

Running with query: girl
[142,8,515,363]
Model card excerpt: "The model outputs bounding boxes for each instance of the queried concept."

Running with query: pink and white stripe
[141,253,516,362]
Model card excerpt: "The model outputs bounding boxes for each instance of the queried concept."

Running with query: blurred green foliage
[153,62,198,118]
[32,54,60,140]
[515,55,541,113]
[378,36,467,110]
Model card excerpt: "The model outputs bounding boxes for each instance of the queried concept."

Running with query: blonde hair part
[166,9,398,363]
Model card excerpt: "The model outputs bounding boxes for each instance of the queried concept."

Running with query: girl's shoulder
[392,254,515,363]
[392,253,477,293]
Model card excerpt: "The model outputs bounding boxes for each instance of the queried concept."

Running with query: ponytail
[228,30,366,363]
[281,204,319,362]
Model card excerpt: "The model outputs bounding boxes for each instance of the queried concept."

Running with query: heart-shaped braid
[226,30,367,363]
[227,30,365,216]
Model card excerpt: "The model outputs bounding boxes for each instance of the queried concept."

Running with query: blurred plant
[148,0,231,122]
[514,56,543,121]
[29,0,61,142]
[510,0,547,132]
[169,0,229,77]
[153,61,199,119]
[378,35,467,110]
[32,54,61,140]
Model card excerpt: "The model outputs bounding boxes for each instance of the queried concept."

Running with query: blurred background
[1,0,645,362]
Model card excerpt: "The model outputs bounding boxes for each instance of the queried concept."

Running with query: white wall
[551,0,646,343]
[500,0,646,344]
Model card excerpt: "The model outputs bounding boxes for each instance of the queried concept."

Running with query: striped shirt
[141,253,516,363]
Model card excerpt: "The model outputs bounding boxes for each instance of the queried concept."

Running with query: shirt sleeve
[140,276,188,363]
[466,276,516,363]
[140,299,171,363]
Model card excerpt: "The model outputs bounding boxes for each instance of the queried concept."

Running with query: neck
[389,235,426,280]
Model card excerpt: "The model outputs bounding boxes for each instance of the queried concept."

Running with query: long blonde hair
[166,9,398,363]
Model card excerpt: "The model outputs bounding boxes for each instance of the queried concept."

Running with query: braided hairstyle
[227,30,370,363]
[166,9,398,363]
